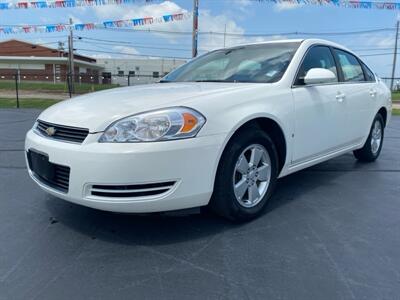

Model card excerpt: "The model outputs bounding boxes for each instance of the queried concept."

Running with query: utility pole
[390,20,399,91]
[223,24,227,48]
[192,0,199,58]
[68,18,75,94]
[57,41,65,57]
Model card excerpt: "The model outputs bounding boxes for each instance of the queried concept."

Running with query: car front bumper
[25,129,226,213]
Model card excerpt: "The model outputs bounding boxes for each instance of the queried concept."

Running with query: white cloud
[113,45,140,57]
[234,0,252,13]
[341,33,395,77]
[68,14,83,25]
[91,0,288,55]
[90,53,113,58]
[93,0,185,20]
[274,2,304,11]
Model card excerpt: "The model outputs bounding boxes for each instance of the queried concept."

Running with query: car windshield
[162,42,301,83]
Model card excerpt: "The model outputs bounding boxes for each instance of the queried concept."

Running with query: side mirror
[304,68,336,85]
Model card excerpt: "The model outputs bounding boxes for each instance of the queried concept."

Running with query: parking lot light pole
[192,0,199,58]
[68,18,75,95]
[390,20,399,91]
[15,71,19,109]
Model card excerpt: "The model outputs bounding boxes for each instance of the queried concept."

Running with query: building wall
[0,40,61,58]
[96,58,187,85]
[0,63,100,84]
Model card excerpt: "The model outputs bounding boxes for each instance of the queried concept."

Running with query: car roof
[224,38,355,55]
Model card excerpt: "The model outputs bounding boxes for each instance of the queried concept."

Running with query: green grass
[0,81,119,94]
[393,108,400,116]
[0,98,60,109]
[392,92,400,102]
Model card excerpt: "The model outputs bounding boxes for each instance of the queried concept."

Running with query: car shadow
[44,153,358,246]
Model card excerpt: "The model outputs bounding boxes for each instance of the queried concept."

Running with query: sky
[0,0,399,77]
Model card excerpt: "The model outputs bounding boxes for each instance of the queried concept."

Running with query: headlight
[99,107,206,143]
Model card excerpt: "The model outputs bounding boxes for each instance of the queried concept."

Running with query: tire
[353,114,385,162]
[210,127,279,222]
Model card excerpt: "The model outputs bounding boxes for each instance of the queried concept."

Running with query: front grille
[27,150,70,193]
[36,120,89,144]
[90,181,176,198]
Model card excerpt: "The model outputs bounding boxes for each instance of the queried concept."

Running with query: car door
[332,48,378,142]
[291,45,348,164]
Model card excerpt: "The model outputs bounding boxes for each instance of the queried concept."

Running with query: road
[0,109,399,300]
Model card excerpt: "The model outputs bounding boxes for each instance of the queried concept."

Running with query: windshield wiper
[159,80,171,83]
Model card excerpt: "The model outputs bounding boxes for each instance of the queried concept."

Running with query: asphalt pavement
[0,109,399,300]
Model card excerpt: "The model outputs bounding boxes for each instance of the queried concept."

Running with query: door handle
[336,92,346,102]
[369,89,377,98]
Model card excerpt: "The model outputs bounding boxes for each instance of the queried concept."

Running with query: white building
[96,58,187,86]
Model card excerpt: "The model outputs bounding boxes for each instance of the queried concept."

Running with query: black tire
[353,114,385,162]
[209,127,279,222]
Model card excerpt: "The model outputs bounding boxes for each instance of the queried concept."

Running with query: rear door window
[334,49,365,82]
[361,62,376,82]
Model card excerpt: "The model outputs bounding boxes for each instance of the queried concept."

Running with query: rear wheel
[353,114,384,162]
[210,127,279,222]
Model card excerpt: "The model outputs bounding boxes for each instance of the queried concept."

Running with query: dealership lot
[0,109,399,300]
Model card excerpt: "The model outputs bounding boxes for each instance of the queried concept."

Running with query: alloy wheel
[232,144,271,208]
[371,120,382,154]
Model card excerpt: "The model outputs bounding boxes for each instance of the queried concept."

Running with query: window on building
[102,72,111,79]
[118,70,124,77]
[153,71,160,78]
[129,71,136,76]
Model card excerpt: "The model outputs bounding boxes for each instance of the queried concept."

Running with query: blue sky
[0,0,398,76]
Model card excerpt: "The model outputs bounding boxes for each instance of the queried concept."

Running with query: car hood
[38,82,257,132]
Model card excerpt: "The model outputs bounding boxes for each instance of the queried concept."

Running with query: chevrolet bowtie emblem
[45,127,56,136]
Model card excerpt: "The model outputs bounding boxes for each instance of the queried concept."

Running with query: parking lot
[0,108,399,300]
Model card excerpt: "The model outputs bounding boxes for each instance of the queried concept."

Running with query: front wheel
[353,114,385,162]
[210,128,279,222]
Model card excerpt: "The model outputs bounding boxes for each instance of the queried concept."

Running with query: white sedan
[25,39,392,221]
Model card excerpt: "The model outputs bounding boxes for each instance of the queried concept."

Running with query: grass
[392,92,400,102]
[0,81,119,94]
[393,108,400,116]
[0,98,60,109]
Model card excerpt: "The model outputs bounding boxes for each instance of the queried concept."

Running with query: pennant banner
[0,0,158,10]
[0,0,400,10]
[252,0,400,10]
[0,12,189,34]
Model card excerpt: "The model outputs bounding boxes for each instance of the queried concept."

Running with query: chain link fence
[380,77,400,91]
[0,71,165,108]
[1,71,399,109]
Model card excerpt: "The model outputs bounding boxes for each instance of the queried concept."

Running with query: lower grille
[27,150,70,193]
[90,181,176,198]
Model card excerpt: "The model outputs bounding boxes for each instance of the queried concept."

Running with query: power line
[74,37,193,52]
[98,26,396,37]
[352,47,393,51]
[359,52,397,57]
[74,48,190,59]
